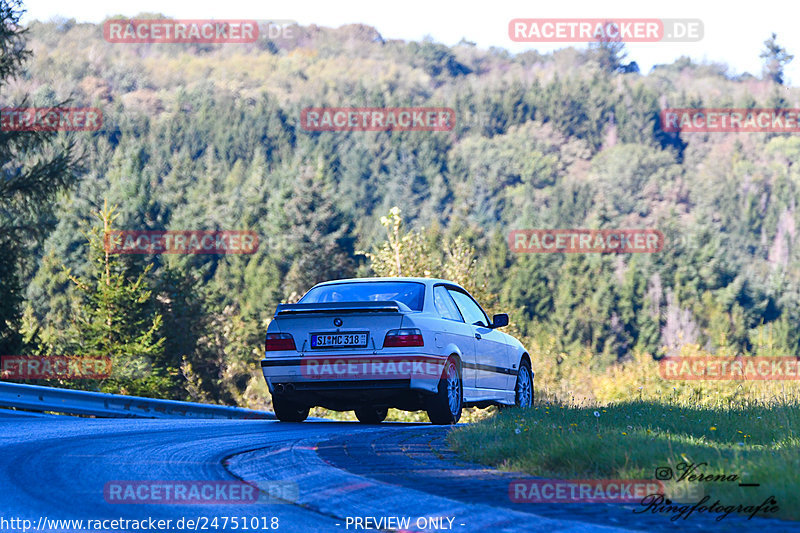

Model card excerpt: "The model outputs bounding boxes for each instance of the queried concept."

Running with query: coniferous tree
[0,0,82,353]
[64,202,168,396]
[760,33,794,85]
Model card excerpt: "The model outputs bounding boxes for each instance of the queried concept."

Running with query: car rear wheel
[426,357,462,425]
[354,406,388,424]
[272,396,309,422]
[515,360,533,407]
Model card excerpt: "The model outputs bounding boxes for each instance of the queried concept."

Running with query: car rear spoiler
[274,300,412,317]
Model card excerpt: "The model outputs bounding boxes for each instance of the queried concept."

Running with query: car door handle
[475,333,482,340]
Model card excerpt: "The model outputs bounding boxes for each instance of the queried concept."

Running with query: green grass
[448,400,800,521]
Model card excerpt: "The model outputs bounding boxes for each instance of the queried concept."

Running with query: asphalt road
[0,418,797,533]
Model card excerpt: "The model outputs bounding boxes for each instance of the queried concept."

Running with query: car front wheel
[272,396,309,422]
[426,357,462,425]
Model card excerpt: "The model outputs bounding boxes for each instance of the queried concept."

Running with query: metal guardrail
[0,382,274,419]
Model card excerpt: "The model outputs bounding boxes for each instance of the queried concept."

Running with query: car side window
[433,285,463,322]
[447,289,489,327]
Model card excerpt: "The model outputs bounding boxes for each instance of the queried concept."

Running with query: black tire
[514,360,534,407]
[354,406,388,424]
[272,396,309,422]
[426,357,463,425]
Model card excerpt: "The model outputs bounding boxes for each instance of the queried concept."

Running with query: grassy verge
[448,400,799,521]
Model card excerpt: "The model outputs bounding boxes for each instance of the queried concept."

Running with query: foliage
[6,14,800,411]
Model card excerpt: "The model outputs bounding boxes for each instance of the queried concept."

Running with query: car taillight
[383,328,424,348]
[265,333,296,351]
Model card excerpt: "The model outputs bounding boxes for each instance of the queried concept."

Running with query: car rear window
[300,281,426,311]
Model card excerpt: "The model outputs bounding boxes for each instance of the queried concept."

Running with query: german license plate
[311,332,368,348]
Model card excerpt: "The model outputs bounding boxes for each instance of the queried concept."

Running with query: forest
[2,7,799,411]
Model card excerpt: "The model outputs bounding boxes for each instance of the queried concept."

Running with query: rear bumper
[261,354,448,398]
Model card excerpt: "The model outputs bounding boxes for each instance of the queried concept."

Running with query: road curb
[224,427,631,533]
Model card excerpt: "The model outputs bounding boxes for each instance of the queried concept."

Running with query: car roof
[311,277,462,288]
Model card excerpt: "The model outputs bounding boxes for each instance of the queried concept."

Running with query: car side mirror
[491,313,509,328]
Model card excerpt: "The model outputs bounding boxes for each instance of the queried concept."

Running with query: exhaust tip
[285,383,296,393]
[274,383,285,394]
